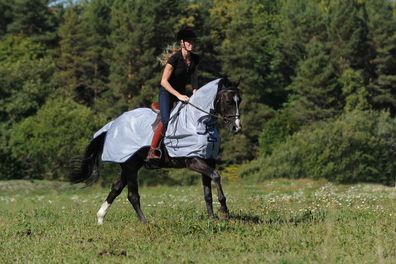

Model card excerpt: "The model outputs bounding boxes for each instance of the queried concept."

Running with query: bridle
[187,88,241,126]
[215,89,241,126]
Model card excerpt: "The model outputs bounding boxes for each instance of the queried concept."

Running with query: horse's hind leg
[122,163,147,224]
[97,175,126,225]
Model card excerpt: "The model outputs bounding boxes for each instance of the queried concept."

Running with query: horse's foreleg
[97,175,126,225]
[126,170,147,224]
[211,170,229,218]
[187,158,229,218]
[201,174,214,218]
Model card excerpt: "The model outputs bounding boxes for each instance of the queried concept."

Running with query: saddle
[150,101,178,129]
[150,102,160,114]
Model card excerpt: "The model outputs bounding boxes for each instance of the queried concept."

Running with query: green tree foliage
[277,0,326,83]
[209,0,241,81]
[259,109,302,156]
[282,0,371,123]
[214,1,283,104]
[0,132,25,180]
[56,1,113,108]
[9,98,104,179]
[326,0,371,73]
[0,57,55,123]
[56,4,94,105]
[0,35,54,124]
[339,68,369,112]
[209,0,282,160]
[0,35,55,181]
[5,0,59,44]
[108,0,160,111]
[1,0,396,181]
[288,39,341,122]
[220,133,254,164]
[79,0,113,113]
[244,110,396,185]
[0,0,13,36]
[366,0,396,115]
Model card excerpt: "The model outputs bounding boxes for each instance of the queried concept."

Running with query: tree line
[0,0,395,184]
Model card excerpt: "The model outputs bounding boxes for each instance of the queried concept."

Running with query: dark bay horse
[70,77,241,224]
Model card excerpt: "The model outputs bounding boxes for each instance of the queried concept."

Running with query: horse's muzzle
[231,118,242,133]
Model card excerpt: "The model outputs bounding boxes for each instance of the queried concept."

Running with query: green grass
[0,178,395,263]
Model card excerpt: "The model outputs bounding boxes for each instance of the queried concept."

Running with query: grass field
[0,178,395,263]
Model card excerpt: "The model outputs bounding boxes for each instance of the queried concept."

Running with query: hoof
[97,216,104,225]
[97,212,105,225]
[219,210,230,219]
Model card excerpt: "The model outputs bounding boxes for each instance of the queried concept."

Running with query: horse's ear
[218,77,226,90]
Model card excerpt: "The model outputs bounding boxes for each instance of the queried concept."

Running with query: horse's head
[215,77,242,133]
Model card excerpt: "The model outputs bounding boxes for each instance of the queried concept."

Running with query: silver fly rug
[94,79,221,163]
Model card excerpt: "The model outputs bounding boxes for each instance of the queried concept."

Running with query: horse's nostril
[232,126,241,133]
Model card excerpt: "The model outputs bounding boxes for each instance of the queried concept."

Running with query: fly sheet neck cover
[93,79,221,163]
[164,78,220,158]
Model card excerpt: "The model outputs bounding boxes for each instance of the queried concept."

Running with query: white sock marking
[97,201,111,225]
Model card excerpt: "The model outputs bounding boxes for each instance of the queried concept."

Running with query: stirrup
[147,148,162,159]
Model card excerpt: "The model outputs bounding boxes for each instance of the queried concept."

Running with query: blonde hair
[157,42,180,66]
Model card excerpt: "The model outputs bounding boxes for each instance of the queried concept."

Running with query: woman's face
[181,39,195,52]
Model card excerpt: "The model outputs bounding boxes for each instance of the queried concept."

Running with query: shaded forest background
[0,0,395,185]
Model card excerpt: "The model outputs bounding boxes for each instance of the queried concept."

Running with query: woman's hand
[177,94,190,102]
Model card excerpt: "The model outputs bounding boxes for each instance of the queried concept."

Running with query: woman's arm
[161,64,189,102]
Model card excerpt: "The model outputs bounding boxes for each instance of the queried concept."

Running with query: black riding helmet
[176,27,197,41]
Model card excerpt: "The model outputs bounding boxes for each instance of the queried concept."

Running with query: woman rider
[145,27,199,168]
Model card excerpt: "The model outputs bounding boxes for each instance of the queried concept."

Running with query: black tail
[69,132,106,185]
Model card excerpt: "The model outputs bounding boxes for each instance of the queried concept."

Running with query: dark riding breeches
[159,87,177,128]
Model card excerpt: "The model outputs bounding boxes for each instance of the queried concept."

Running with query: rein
[187,101,221,120]
[165,87,241,127]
